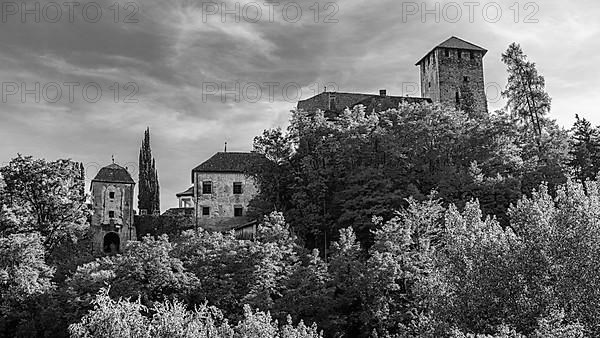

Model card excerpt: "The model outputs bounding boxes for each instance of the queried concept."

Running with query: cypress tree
[138,128,160,214]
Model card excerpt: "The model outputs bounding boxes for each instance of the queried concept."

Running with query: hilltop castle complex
[90,36,488,253]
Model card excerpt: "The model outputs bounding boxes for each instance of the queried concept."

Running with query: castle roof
[92,163,135,184]
[176,186,194,197]
[297,91,430,115]
[416,36,487,65]
[192,152,262,176]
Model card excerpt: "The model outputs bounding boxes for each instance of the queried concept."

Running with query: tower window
[109,192,115,199]
[455,91,460,106]
[445,49,450,57]
[458,50,462,59]
[328,94,336,110]
[202,207,210,216]
[428,81,431,88]
[202,181,212,194]
[470,51,474,60]
[233,182,243,194]
[234,206,243,217]
[108,211,115,218]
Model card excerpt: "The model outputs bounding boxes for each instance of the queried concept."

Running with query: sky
[1,0,599,210]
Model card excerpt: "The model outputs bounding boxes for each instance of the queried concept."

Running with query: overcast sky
[1,0,599,209]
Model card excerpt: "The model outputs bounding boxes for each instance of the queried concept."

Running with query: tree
[246,127,295,217]
[67,235,199,306]
[501,43,551,138]
[172,212,302,321]
[0,155,88,251]
[138,128,160,215]
[326,227,365,336]
[0,233,55,336]
[362,196,445,337]
[69,289,322,338]
[568,114,600,182]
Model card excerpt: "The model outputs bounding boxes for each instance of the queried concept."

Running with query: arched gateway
[103,232,120,254]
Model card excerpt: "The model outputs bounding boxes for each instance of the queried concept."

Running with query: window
[233,182,243,194]
[234,206,243,217]
[458,50,462,59]
[428,81,431,88]
[202,181,212,194]
[470,51,474,60]
[463,76,469,82]
[328,94,336,110]
[455,91,460,106]
[108,211,115,218]
[202,207,210,216]
[444,49,450,57]
[109,192,115,199]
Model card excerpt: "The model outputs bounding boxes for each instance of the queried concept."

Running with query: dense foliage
[247,103,569,249]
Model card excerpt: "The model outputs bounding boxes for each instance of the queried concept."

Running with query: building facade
[189,152,261,231]
[90,163,136,253]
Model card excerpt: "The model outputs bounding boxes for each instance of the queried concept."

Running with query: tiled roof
[92,163,135,184]
[161,207,194,217]
[438,36,487,51]
[192,152,262,173]
[176,186,194,197]
[297,91,430,115]
[416,36,487,65]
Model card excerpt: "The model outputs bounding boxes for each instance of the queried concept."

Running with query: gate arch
[103,232,120,253]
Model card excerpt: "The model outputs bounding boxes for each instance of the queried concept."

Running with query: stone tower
[416,36,488,115]
[91,163,136,253]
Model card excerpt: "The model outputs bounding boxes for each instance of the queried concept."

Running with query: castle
[90,36,488,253]
[297,36,488,116]
[91,153,261,253]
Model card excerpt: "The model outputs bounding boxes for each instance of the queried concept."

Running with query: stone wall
[194,172,258,231]
[419,49,441,103]
[420,48,488,116]
[90,181,136,252]
[438,48,488,115]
